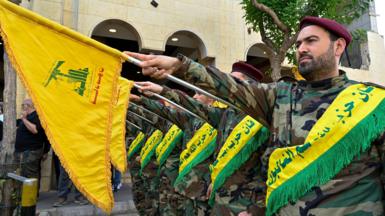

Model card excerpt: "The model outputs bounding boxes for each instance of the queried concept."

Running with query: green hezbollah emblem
[45,60,91,96]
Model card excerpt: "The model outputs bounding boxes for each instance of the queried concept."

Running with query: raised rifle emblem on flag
[44,60,92,97]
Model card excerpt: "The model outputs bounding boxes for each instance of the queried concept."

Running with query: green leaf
[240,0,373,68]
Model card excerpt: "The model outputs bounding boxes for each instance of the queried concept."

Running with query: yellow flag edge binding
[0,1,123,212]
[110,79,134,173]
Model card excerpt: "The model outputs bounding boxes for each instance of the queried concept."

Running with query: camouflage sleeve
[139,96,198,131]
[126,123,139,136]
[154,117,171,134]
[125,125,140,149]
[129,115,153,135]
[127,106,159,135]
[161,87,223,128]
[175,57,276,127]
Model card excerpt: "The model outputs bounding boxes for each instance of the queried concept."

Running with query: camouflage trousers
[210,153,265,216]
[183,198,211,216]
[128,158,146,215]
[141,160,160,216]
[277,170,384,216]
[174,159,212,215]
[210,192,255,216]
[158,155,186,216]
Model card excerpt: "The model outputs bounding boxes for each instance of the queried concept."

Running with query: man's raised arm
[126,52,276,127]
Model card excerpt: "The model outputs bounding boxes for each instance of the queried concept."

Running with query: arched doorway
[245,43,272,82]
[163,30,212,94]
[91,19,146,81]
[164,30,212,65]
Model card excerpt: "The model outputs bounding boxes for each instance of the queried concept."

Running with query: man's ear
[334,38,347,57]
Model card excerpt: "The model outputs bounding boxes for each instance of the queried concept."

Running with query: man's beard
[298,43,336,78]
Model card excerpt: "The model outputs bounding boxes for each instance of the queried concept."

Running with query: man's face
[193,93,213,105]
[295,25,336,77]
[231,71,248,81]
[22,100,34,114]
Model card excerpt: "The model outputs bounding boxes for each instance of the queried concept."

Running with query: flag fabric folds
[110,78,133,173]
[0,0,126,212]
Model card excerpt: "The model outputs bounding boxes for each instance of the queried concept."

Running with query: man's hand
[21,110,28,119]
[206,183,213,200]
[124,51,182,79]
[135,81,164,96]
[135,156,141,162]
[238,212,252,216]
[129,94,141,102]
[20,112,38,134]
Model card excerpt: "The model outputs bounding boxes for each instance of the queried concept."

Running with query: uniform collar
[297,70,348,90]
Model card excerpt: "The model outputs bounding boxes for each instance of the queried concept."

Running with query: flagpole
[130,102,170,123]
[127,110,155,125]
[121,53,239,111]
[126,120,142,131]
[165,74,240,111]
[133,84,203,120]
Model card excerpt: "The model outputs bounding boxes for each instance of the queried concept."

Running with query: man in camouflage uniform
[127,16,385,216]
[128,106,170,215]
[126,113,149,216]
[132,93,214,215]
[130,99,186,216]
[138,62,268,216]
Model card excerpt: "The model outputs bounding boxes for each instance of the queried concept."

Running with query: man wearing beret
[127,16,385,216]
[137,62,269,215]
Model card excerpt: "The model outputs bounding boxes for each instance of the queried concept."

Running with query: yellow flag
[110,78,133,173]
[0,1,126,212]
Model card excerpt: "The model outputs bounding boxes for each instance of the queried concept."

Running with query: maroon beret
[231,61,263,81]
[299,16,352,47]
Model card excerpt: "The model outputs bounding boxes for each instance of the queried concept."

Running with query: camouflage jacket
[126,113,153,161]
[161,87,267,209]
[128,104,171,134]
[175,57,385,215]
[140,97,213,200]
[139,97,204,146]
[161,86,230,150]
[128,105,173,180]
[126,121,140,136]
[125,122,140,152]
